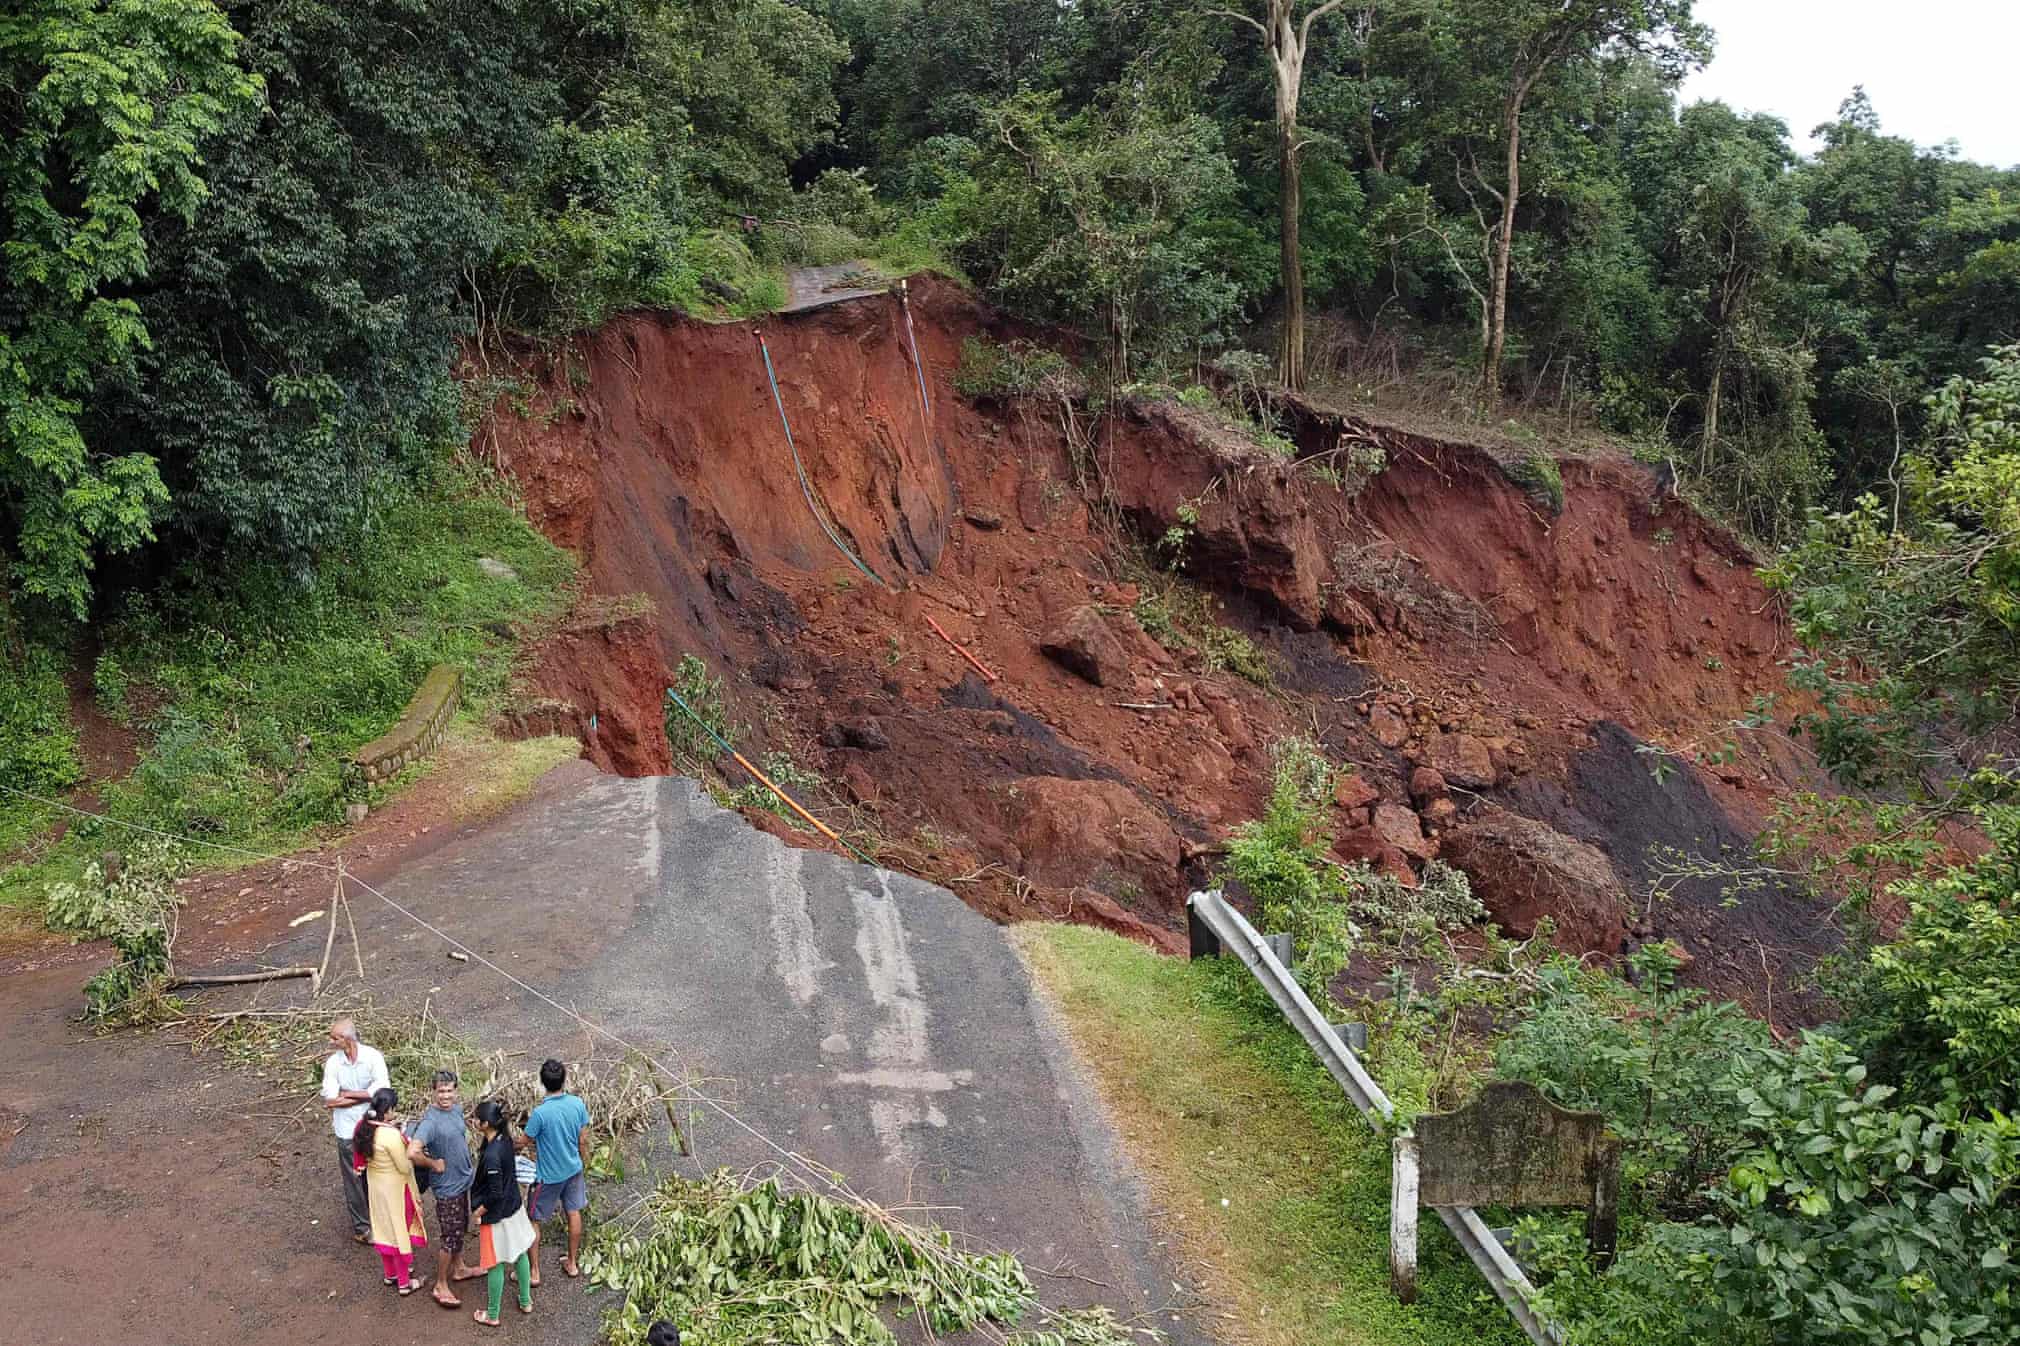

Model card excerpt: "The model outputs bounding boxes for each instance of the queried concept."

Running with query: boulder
[1407,766,1448,805]
[1012,776,1184,895]
[1333,771,1380,812]
[820,719,891,751]
[1369,702,1411,749]
[1208,697,1257,757]
[1439,808,1628,955]
[1333,828,1417,886]
[1040,605,1132,687]
[1427,731,1497,789]
[1372,802,1435,861]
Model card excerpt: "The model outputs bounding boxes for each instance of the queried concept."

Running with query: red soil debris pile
[485,275,1841,1015]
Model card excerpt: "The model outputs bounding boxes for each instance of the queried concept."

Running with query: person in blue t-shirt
[521,1057,592,1280]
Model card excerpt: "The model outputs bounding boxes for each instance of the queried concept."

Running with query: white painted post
[1391,1132,1420,1304]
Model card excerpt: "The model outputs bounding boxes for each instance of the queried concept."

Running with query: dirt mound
[483,275,1835,1013]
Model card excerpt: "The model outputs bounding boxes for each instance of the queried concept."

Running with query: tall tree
[0,0,256,619]
[1444,0,1709,399]
[1208,0,1358,391]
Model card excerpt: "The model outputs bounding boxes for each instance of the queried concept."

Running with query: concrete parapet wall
[352,665,461,784]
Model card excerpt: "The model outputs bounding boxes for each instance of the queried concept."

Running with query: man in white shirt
[320,1017,390,1242]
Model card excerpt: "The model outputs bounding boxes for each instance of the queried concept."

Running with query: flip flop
[563,1261,580,1278]
[433,1291,461,1309]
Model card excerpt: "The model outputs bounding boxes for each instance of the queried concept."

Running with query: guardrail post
[1391,1132,1419,1304]
[1186,899,1221,960]
[1262,932,1295,968]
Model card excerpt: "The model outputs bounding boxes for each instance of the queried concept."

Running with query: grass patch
[0,460,575,922]
[1503,450,1565,515]
[665,229,788,319]
[1014,923,1521,1346]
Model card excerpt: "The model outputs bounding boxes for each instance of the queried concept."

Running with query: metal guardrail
[1187,889,1561,1346]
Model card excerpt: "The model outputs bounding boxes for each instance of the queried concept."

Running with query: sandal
[382,1276,398,1287]
[473,1309,501,1328]
[399,1280,424,1296]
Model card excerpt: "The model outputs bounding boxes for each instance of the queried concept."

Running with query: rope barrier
[0,783,854,1199]
[662,685,878,867]
[754,329,890,591]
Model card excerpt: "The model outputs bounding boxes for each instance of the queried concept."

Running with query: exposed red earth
[491,276,1842,1020]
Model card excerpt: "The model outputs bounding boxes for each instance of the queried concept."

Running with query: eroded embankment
[484,276,1837,1017]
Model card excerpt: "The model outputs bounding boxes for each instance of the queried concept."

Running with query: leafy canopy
[0,0,257,617]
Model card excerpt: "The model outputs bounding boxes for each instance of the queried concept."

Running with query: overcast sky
[1678,0,2020,167]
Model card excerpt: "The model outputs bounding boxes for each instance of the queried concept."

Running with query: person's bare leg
[564,1209,582,1276]
[526,1220,542,1286]
[433,1242,460,1305]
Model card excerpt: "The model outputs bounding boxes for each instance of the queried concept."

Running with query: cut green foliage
[44,837,188,944]
[585,1169,1143,1346]
[1130,579,1275,687]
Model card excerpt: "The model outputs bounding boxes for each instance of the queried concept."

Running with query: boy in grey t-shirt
[408,1070,480,1306]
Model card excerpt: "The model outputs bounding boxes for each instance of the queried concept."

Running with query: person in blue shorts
[521,1057,592,1279]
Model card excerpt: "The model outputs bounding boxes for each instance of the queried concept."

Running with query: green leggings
[487,1253,532,1318]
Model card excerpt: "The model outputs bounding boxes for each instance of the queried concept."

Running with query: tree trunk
[1482,96,1521,402]
[1279,117,1306,391]
[1701,342,1725,475]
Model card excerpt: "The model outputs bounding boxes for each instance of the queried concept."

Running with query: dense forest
[4,0,2018,627]
[4,4,2018,1344]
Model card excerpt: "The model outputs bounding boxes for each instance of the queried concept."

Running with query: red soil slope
[486,277,1836,1016]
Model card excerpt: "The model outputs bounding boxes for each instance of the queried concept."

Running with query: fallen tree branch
[169,967,318,989]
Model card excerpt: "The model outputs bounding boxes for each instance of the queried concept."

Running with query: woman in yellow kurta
[351,1088,429,1294]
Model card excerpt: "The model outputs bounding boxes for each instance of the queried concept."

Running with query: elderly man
[320,1017,390,1242]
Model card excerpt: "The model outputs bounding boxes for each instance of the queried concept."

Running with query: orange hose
[923,614,998,683]
[727,747,858,855]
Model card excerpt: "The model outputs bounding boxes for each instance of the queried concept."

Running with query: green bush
[952,337,1069,401]
[664,655,742,766]
[1497,944,1773,1215]
[1222,738,1358,1000]
[1852,804,2020,1115]
[0,642,81,795]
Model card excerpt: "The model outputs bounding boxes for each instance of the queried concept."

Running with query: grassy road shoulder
[1013,923,1522,1346]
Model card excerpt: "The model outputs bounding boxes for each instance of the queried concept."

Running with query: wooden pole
[340,857,366,984]
[1391,1132,1420,1304]
[314,864,342,993]
[169,967,317,989]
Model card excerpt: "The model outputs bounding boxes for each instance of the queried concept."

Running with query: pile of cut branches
[585,1168,1151,1346]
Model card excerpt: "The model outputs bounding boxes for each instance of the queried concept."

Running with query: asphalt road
[2,766,1204,1344]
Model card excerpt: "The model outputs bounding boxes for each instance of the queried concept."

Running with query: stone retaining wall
[352,665,461,783]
